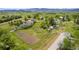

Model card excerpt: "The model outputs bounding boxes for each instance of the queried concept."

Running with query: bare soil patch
[16,31,39,45]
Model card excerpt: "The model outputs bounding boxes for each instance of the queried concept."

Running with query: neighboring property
[16,18,36,30]
[10,18,36,32]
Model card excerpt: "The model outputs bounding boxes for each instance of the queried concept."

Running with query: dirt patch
[16,31,39,45]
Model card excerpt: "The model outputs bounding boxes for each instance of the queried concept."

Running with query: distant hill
[0,8,79,12]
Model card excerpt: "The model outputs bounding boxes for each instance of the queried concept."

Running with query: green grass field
[0,12,79,50]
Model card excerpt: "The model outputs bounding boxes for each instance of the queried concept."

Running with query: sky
[0,0,79,9]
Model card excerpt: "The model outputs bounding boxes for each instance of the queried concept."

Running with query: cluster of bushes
[0,15,22,23]
[72,14,79,19]
[72,14,79,30]
[74,18,79,25]
[8,20,23,26]
[40,14,72,29]
[58,38,74,50]
[0,28,15,50]
[40,16,59,30]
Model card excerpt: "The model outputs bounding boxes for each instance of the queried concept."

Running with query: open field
[0,10,79,50]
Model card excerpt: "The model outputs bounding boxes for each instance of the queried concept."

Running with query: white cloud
[0,0,79,8]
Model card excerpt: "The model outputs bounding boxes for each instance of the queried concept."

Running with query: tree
[8,21,14,26]
[40,16,50,29]
[40,21,48,29]
[33,13,40,20]
[0,15,22,23]
[1,15,6,19]
[49,17,57,26]
[59,38,72,50]
[24,17,28,21]
[27,15,31,18]
[55,15,60,18]
[75,18,79,25]
[0,28,15,50]
[66,15,71,21]
[72,14,79,19]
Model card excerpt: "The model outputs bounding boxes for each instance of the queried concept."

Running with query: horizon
[0,8,79,9]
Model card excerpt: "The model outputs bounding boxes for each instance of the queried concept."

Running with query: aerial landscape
[0,8,79,50]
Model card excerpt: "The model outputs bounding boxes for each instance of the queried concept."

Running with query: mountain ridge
[0,8,79,12]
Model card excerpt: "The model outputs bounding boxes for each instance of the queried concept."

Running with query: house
[40,16,44,20]
[54,18,60,24]
[49,26,54,29]
[17,18,36,30]
[48,26,54,31]
[59,16,63,19]
[31,18,36,22]
[59,16,67,21]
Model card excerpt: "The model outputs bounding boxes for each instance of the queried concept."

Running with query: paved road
[48,32,66,50]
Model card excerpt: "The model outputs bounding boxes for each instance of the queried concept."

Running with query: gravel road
[48,32,66,50]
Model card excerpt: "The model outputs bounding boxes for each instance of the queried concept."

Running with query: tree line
[0,15,22,23]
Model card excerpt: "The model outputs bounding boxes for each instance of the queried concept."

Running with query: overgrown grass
[17,20,60,49]
[1,12,79,50]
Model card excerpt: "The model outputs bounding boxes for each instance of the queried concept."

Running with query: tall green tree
[0,28,15,50]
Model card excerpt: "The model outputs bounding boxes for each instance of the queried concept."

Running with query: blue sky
[0,0,79,8]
